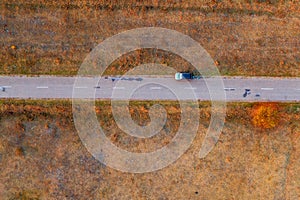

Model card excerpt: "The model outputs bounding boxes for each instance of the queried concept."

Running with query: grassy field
[0,99,299,199]
[1,0,299,76]
[1,1,300,198]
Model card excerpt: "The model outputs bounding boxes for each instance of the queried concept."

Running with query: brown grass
[0,1,299,76]
[0,100,300,199]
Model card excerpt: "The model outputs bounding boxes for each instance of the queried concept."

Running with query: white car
[175,72,192,80]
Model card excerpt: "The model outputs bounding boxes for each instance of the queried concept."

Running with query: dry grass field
[1,1,300,199]
[0,100,299,199]
[1,0,299,76]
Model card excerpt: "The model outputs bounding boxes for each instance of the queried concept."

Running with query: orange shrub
[252,103,279,129]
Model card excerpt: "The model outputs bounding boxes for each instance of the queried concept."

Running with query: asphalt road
[0,76,299,101]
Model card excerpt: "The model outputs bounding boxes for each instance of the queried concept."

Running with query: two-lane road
[0,76,299,101]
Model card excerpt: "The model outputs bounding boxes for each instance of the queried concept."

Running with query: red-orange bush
[252,103,279,129]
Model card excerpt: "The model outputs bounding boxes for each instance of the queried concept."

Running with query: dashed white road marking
[224,88,236,91]
[113,87,125,90]
[261,87,274,90]
[36,86,48,89]
[150,87,162,90]
[75,86,88,89]
[2,86,12,88]
[184,87,197,90]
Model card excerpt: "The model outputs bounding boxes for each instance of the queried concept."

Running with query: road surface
[0,76,299,102]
